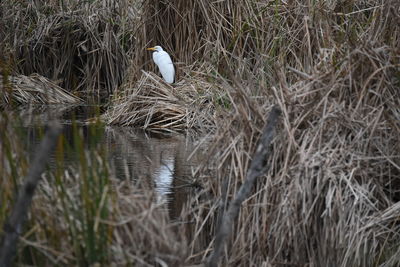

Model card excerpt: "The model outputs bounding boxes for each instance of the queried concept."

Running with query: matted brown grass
[105,65,222,132]
[0,0,137,98]
[1,73,81,104]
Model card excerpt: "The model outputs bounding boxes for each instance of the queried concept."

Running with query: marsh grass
[1,73,81,105]
[132,0,400,265]
[2,0,400,266]
[105,66,222,132]
[1,0,137,99]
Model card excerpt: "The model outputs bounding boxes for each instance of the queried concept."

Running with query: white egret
[147,46,175,84]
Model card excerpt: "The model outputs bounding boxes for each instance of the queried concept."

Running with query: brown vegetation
[129,0,400,266]
[0,0,136,99]
[1,74,81,104]
[104,67,220,131]
[1,0,400,266]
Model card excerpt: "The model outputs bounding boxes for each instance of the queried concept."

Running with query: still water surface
[9,104,202,218]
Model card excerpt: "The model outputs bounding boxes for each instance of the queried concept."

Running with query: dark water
[6,104,203,218]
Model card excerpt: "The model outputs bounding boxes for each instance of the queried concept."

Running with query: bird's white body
[148,46,175,84]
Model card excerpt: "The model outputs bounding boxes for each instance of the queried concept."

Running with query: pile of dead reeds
[1,73,81,104]
[0,0,136,98]
[105,66,221,132]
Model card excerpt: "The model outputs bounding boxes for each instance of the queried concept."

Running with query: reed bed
[0,0,137,98]
[1,73,81,104]
[2,0,400,266]
[176,1,400,266]
[105,66,221,132]
[130,0,400,265]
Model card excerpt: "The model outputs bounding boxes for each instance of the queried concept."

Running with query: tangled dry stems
[1,73,81,104]
[105,67,220,132]
[1,0,136,98]
[135,0,400,266]
[1,0,400,266]
[35,171,187,266]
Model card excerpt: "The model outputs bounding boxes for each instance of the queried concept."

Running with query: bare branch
[0,121,62,267]
[207,106,281,267]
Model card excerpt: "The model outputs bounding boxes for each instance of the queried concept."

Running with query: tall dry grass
[0,0,138,99]
[132,0,400,266]
[1,73,81,105]
[2,0,400,266]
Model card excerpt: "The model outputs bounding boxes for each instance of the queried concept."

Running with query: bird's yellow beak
[146,47,156,51]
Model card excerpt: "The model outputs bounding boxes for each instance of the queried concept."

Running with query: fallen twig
[0,121,62,267]
[207,106,281,267]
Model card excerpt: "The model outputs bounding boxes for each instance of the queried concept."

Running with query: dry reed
[105,66,221,132]
[130,0,400,266]
[2,0,400,266]
[1,0,137,98]
[1,73,81,104]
